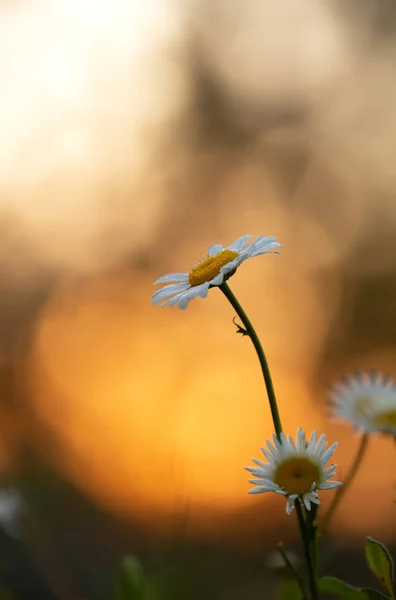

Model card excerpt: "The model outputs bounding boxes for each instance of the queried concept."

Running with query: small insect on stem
[232,316,249,337]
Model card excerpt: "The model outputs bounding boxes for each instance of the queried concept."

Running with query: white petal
[218,258,243,277]
[248,241,281,258]
[313,434,326,455]
[248,486,269,495]
[249,244,281,259]
[318,481,342,490]
[196,283,210,299]
[249,479,279,491]
[208,243,223,256]
[266,440,277,457]
[272,433,283,451]
[248,478,269,485]
[167,287,194,308]
[177,287,201,310]
[320,444,337,465]
[238,236,280,259]
[324,465,336,477]
[279,432,287,446]
[303,495,311,511]
[308,431,317,447]
[210,272,226,286]
[152,282,190,305]
[286,497,297,514]
[245,467,267,478]
[227,235,252,252]
[154,273,189,284]
[261,448,274,464]
[252,458,269,469]
[296,428,306,451]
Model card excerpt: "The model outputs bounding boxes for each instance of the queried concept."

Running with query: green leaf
[116,556,150,600]
[275,578,303,600]
[361,589,391,600]
[365,537,395,599]
[318,576,368,599]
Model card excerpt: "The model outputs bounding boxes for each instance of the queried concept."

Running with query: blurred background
[0,0,395,597]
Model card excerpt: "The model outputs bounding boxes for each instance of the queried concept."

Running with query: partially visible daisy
[152,234,280,310]
[330,371,396,436]
[245,428,341,515]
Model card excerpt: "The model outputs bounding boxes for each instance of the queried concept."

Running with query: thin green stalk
[219,281,282,439]
[321,433,369,536]
[277,543,307,599]
[295,500,317,600]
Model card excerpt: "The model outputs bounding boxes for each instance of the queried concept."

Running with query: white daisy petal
[152,234,280,309]
[177,287,202,310]
[272,433,283,452]
[266,440,277,457]
[167,289,194,309]
[152,282,190,305]
[247,478,269,486]
[244,240,281,258]
[249,479,279,491]
[318,481,342,490]
[252,458,270,469]
[208,243,224,256]
[246,428,341,515]
[261,447,275,465]
[296,428,306,451]
[219,257,243,274]
[288,435,296,449]
[286,497,297,514]
[154,273,189,284]
[210,273,226,286]
[196,283,210,299]
[227,235,252,252]
[248,486,271,495]
[245,467,268,478]
[308,431,317,447]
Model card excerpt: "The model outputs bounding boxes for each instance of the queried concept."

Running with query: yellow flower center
[188,249,239,287]
[355,396,375,419]
[274,457,320,495]
[373,410,396,428]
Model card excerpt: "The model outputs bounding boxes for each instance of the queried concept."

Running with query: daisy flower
[330,371,396,436]
[245,428,341,515]
[152,234,280,310]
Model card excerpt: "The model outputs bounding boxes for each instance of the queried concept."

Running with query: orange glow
[25,269,396,542]
[1,0,396,548]
[27,271,325,534]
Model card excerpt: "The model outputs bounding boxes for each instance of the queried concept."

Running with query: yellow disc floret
[355,396,375,419]
[188,249,239,287]
[373,410,396,428]
[274,457,320,495]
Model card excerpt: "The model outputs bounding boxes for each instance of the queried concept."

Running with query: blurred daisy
[330,371,396,436]
[152,234,280,309]
[245,428,341,515]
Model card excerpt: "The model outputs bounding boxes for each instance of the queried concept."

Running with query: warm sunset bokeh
[0,1,396,597]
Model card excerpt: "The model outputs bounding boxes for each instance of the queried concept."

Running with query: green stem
[321,433,369,536]
[296,500,317,600]
[219,282,283,439]
[277,543,307,599]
